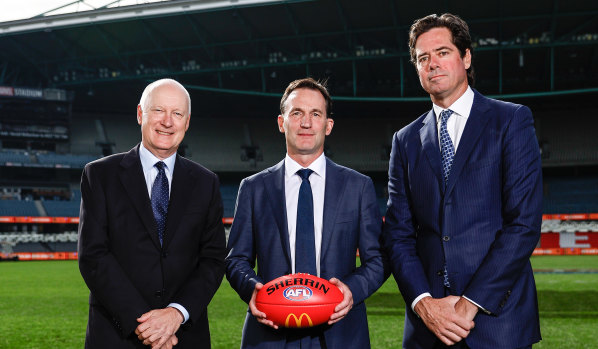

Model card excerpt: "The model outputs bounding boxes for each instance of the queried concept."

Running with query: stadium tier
[543,177,598,214]
[0,150,31,165]
[1,0,597,259]
[0,200,39,216]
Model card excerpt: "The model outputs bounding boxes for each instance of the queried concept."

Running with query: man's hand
[455,297,479,322]
[135,307,183,348]
[248,283,279,329]
[328,278,353,325]
[414,296,474,346]
[157,334,178,349]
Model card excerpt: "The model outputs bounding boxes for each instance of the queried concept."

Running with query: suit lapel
[420,110,443,185]
[263,161,292,268]
[320,159,345,260]
[162,155,193,249]
[119,145,161,249]
[445,91,492,196]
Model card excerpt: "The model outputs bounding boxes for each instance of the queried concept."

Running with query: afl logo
[283,286,312,301]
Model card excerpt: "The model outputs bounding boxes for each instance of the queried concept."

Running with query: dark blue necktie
[439,109,454,288]
[439,109,455,184]
[151,161,169,246]
[295,168,316,276]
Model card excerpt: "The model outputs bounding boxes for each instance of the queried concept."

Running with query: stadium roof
[1,0,597,116]
[0,1,169,22]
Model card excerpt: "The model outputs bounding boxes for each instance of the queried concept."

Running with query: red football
[255,273,344,328]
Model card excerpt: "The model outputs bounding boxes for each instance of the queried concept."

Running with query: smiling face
[415,27,471,108]
[277,87,334,167]
[137,81,190,159]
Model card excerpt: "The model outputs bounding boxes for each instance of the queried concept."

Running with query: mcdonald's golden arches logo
[285,312,313,328]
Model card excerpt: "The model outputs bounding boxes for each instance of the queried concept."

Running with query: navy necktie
[439,110,454,288]
[295,168,316,276]
[151,161,169,246]
[439,109,455,184]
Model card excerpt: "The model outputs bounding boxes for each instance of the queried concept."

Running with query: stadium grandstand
[0,0,597,260]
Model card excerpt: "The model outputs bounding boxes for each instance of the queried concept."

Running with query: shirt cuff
[168,303,189,324]
[411,292,432,316]
[462,295,490,314]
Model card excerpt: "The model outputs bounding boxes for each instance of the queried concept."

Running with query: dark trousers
[285,328,326,349]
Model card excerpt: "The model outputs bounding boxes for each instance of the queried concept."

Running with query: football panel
[255,303,337,328]
[256,276,344,305]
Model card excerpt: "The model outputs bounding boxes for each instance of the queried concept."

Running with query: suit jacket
[226,158,385,348]
[78,145,226,348]
[383,90,542,348]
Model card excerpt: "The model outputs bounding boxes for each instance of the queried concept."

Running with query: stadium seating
[42,200,81,217]
[539,110,598,166]
[0,150,31,165]
[0,200,40,216]
[67,109,598,173]
[70,115,104,155]
[83,114,408,172]
[36,152,99,168]
[100,113,139,154]
[220,184,240,218]
[184,118,253,171]
[542,177,598,213]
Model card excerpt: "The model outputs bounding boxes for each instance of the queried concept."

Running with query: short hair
[280,78,332,118]
[408,13,475,86]
[139,78,191,115]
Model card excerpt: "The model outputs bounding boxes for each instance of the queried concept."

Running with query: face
[414,27,471,107]
[137,82,190,159]
[277,88,333,162]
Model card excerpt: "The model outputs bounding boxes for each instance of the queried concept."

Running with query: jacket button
[155,290,163,298]
[162,252,168,258]
[443,236,450,242]
[437,270,443,276]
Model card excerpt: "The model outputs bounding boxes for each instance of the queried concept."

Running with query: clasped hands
[135,307,183,349]
[248,277,353,329]
[414,295,479,346]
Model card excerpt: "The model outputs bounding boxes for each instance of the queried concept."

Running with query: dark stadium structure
[1,0,597,257]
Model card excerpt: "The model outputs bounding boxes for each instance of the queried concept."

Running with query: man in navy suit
[226,78,385,348]
[383,14,542,348]
[78,79,226,348]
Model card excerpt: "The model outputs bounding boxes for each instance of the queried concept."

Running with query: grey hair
[139,78,191,116]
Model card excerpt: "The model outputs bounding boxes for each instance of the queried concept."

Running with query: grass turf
[0,256,596,348]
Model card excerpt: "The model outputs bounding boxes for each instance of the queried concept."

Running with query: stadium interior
[0,0,597,258]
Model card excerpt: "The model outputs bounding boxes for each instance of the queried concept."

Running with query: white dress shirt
[412,86,486,314]
[139,143,175,198]
[432,86,474,153]
[139,143,189,324]
[284,152,326,277]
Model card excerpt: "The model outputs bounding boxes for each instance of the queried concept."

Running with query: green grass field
[0,256,596,348]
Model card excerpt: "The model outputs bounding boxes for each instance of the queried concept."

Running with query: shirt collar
[433,86,474,122]
[284,152,326,180]
[139,143,177,174]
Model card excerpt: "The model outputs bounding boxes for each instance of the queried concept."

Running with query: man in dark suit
[383,14,542,348]
[226,78,385,348]
[78,78,226,349]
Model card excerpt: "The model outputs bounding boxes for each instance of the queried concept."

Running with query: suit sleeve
[383,132,432,306]
[171,173,227,324]
[78,164,151,337]
[463,105,542,314]
[341,177,387,305]
[225,178,263,303]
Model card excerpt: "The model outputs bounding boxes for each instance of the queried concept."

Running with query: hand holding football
[255,273,344,328]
